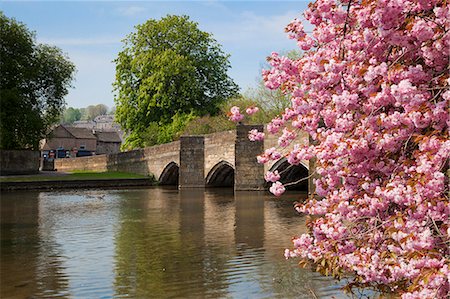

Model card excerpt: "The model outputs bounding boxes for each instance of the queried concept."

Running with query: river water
[1,188,349,298]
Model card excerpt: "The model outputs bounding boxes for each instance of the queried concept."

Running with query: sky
[1,1,309,109]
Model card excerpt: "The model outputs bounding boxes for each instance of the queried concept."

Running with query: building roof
[64,126,97,139]
[94,115,115,122]
[94,131,122,143]
[73,120,95,129]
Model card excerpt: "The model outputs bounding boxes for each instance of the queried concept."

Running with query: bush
[121,112,196,150]
[182,95,284,136]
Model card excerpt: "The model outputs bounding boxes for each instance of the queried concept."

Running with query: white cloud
[204,9,312,91]
[212,10,301,46]
[116,5,147,17]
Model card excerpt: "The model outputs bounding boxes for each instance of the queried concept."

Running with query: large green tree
[0,13,75,150]
[113,15,238,147]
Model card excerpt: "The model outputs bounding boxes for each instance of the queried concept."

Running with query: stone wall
[54,141,180,179]
[55,154,108,172]
[204,130,235,177]
[107,149,147,175]
[0,150,40,175]
[144,141,180,179]
[235,125,265,190]
[1,178,153,191]
[96,141,121,155]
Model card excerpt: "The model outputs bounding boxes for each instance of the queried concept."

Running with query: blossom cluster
[228,106,244,123]
[248,129,265,141]
[228,105,261,123]
[229,105,266,143]
[259,0,449,297]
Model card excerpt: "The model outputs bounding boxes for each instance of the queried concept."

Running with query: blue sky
[1,1,309,109]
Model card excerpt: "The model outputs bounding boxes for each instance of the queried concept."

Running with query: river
[1,188,349,298]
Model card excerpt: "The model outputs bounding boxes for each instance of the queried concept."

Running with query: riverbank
[0,171,156,191]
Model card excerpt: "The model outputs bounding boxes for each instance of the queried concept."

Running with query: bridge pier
[179,136,205,188]
[234,124,265,191]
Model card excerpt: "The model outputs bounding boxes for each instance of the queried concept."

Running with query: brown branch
[283,169,318,187]
[340,0,353,60]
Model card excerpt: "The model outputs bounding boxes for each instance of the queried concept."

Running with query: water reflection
[1,188,348,298]
[1,192,70,298]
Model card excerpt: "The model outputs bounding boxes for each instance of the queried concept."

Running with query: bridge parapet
[144,141,180,179]
[204,130,235,180]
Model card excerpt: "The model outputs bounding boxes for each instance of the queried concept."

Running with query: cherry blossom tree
[233,0,449,297]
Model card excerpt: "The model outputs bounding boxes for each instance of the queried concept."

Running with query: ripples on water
[1,188,349,298]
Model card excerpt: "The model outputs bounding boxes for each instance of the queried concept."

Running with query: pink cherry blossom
[256,154,269,164]
[278,128,297,147]
[267,117,285,134]
[248,129,265,141]
[259,0,450,297]
[230,106,240,114]
[229,112,243,123]
[245,106,259,115]
[269,181,286,196]
[228,106,244,123]
[264,147,282,160]
[264,170,281,182]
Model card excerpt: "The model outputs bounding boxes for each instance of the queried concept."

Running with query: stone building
[41,125,97,158]
[41,125,123,160]
[73,115,120,132]
[72,120,95,130]
[73,115,124,141]
[93,115,121,131]
[94,131,122,155]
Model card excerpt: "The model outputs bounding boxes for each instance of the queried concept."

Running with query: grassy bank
[0,171,151,182]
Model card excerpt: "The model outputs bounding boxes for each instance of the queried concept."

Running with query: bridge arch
[205,161,234,187]
[159,162,179,185]
[269,158,309,191]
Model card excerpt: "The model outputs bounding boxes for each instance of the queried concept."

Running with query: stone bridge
[55,124,312,191]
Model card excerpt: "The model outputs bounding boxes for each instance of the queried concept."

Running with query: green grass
[0,171,151,182]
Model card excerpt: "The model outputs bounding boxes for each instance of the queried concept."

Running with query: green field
[0,171,151,182]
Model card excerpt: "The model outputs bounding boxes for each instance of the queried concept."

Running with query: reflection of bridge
[56,125,312,191]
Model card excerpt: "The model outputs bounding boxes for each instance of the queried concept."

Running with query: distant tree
[108,106,116,115]
[79,107,87,120]
[0,13,75,150]
[85,104,108,120]
[113,15,238,148]
[244,50,302,114]
[244,80,291,114]
[95,104,108,116]
[61,107,82,124]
